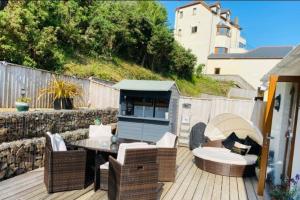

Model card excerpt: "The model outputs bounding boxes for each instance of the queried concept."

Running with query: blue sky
[159,1,300,49]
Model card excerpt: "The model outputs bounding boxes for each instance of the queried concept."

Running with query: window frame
[178,28,182,37]
[179,11,183,18]
[239,42,246,48]
[214,68,221,75]
[192,7,197,15]
[217,27,230,37]
[214,47,228,54]
[191,26,198,34]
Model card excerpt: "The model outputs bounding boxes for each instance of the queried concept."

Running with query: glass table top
[70,139,119,153]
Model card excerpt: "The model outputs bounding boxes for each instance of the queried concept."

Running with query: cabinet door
[142,123,169,142]
[117,121,143,140]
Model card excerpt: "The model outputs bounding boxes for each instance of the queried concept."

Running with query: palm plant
[38,75,82,109]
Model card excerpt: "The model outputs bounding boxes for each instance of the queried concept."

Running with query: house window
[179,11,183,18]
[214,68,221,75]
[191,26,197,33]
[217,27,230,36]
[214,47,228,54]
[178,29,182,37]
[239,42,246,48]
[193,7,197,15]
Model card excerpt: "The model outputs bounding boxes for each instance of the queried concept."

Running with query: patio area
[0,147,262,200]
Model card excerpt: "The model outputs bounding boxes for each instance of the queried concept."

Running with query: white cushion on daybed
[192,147,258,166]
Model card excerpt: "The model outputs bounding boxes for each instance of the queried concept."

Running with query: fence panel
[88,80,119,109]
[0,62,118,109]
[177,96,266,145]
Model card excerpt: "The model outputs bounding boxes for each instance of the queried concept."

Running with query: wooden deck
[0,147,263,200]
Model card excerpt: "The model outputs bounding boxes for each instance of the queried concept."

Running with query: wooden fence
[1,62,266,146]
[0,62,119,109]
[176,96,266,145]
[88,79,119,109]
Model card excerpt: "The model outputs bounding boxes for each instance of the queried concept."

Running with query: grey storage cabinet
[113,80,180,142]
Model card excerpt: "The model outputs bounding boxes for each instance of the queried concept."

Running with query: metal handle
[267,136,275,140]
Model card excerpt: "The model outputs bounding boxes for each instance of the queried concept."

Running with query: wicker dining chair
[44,134,87,193]
[108,148,159,200]
[156,134,178,182]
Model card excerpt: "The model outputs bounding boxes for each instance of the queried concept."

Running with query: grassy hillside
[63,57,233,97]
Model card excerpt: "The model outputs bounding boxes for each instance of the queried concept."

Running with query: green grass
[63,56,233,97]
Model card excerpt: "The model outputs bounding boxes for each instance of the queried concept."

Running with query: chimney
[234,17,239,25]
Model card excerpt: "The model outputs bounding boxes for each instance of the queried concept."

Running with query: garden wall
[0,128,88,180]
[0,108,118,143]
[0,108,118,180]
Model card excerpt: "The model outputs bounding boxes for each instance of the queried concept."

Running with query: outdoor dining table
[70,139,119,191]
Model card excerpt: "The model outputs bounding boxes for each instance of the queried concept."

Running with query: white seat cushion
[156,132,177,148]
[89,125,112,140]
[117,143,156,165]
[46,132,67,151]
[192,147,258,166]
[46,132,57,151]
[54,134,67,151]
[100,162,109,170]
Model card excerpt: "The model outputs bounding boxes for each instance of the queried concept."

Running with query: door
[265,82,299,186]
[258,76,300,196]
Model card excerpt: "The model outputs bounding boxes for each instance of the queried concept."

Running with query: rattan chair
[108,148,159,200]
[157,147,177,182]
[156,134,178,182]
[44,134,87,193]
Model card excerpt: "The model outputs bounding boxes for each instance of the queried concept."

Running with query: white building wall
[175,4,213,65]
[174,3,246,65]
[206,58,282,89]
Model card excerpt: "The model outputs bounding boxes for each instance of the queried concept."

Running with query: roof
[221,9,231,14]
[175,1,201,11]
[261,45,300,82]
[113,80,176,91]
[208,46,294,59]
[209,2,220,8]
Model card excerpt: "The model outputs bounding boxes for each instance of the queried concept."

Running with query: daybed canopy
[204,113,263,145]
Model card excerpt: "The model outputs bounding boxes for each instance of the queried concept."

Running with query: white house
[174,1,246,65]
[206,46,294,89]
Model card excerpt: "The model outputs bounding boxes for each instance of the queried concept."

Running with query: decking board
[0,147,264,200]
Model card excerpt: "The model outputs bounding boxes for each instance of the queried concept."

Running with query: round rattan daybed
[192,113,263,177]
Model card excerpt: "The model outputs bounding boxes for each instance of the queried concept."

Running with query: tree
[169,42,197,79]
[195,64,205,77]
[0,0,197,79]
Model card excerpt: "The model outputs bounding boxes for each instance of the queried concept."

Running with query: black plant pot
[53,98,74,110]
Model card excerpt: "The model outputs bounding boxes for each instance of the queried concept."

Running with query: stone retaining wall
[0,108,118,181]
[0,128,89,181]
[0,108,118,143]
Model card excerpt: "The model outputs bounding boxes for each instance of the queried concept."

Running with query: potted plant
[15,97,31,112]
[270,174,299,200]
[38,76,82,110]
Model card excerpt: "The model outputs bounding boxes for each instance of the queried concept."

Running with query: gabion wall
[0,108,118,181]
